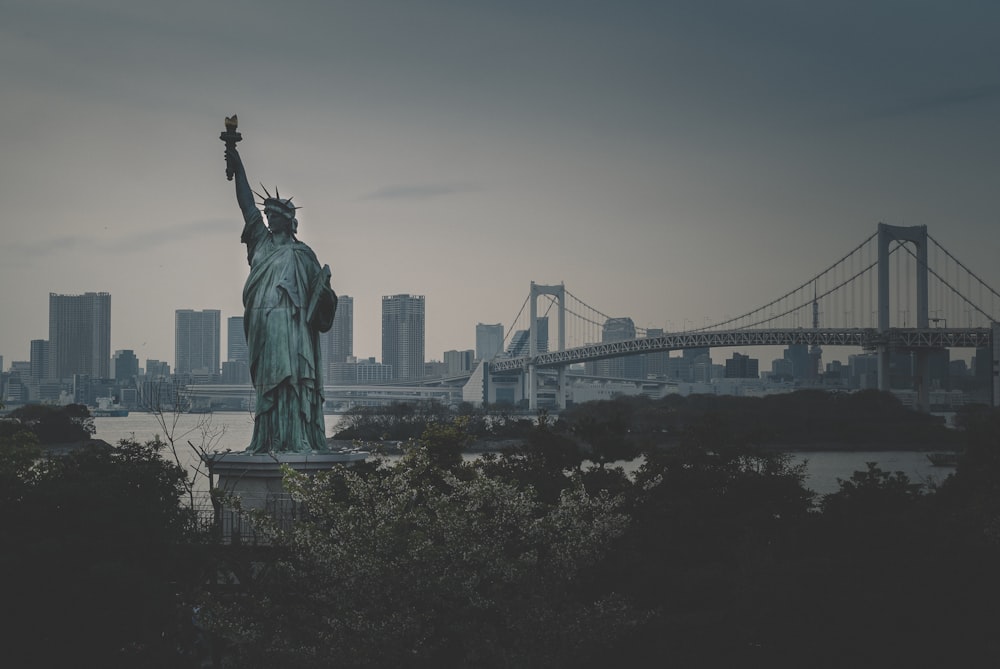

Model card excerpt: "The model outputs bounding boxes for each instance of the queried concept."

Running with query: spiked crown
[253,184,301,222]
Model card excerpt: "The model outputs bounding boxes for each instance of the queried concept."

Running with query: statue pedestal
[202,450,368,542]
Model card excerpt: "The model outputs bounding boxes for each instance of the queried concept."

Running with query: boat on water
[91,408,129,417]
[91,398,129,417]
[926,452,959,467]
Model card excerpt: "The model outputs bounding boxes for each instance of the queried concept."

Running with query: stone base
[203,451,368,512]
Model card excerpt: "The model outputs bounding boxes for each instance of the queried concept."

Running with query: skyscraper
[29,339,49,382]
[175,309,221,375]
[227,316,248,364]
[476,323,504,361]
[644,328,669,378]
[590,317,642,379]
[322,294,353,369]
[504,318,548,357]
[48,292,111,380]
[382,294,425,382]
[113,349,139,384]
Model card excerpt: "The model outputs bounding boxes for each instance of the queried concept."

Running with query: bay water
[94,412,957,498]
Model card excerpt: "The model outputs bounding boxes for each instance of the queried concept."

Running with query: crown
[253,184,302,220]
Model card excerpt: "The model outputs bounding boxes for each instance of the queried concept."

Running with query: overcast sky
[2,0,998,368]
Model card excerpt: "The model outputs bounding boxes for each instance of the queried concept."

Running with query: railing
[191,492,306,545]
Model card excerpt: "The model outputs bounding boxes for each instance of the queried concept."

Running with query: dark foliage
[558,389,955,449]
[2,403,96,444]
[0,438,204,667]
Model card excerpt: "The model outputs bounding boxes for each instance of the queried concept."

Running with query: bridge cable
[734,255,883,329]
[895,239,996,324]
[927,234,1000,303]
[690,231,879,331]
[501,294,531,349]
[563,288,648,337]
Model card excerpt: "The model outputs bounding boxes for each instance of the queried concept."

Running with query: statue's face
[267,211,293,233]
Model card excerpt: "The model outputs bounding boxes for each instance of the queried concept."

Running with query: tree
[1,436,203,667]
[203,423,640,668]
[6,403,95,444]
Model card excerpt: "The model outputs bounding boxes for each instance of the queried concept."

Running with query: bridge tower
[528,282,566,410]
[877,223,930,410]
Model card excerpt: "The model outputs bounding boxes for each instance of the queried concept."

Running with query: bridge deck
[489,327,993,372]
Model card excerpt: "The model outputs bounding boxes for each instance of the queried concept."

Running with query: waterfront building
[644,328,669,378]
[725,352,759,379]
[29,339,49,383]
[585,317,642,379]
[221,360,251,385]
[227,316,248,365]
[769,357,794,382]
[382,294,425,382]
[356,357,393,385]
[783,344,813,382]
[475,323,504,361]
[3,369,27,404]
[113,349,139,384]
[322,294,353,377]
[505,317,548,358]
[424,360,448,379]
[48,292,111,380]
[175,309,221,375]
[444,349,475,375]
[145,359,171,379]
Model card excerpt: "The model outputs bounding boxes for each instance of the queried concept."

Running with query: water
[93,413,956,498]
[788,450,953,496]
[94,411,259,453]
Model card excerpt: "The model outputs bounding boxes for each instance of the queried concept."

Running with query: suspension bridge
[485,224,1000,411]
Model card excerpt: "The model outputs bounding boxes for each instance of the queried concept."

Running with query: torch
[220,114,242,181]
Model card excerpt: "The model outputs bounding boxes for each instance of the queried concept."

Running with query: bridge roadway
[488,327,993,373]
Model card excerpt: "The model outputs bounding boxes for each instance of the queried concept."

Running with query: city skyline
[2,2,999,366]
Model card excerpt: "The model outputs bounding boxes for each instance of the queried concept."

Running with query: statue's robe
[241,210,337,453]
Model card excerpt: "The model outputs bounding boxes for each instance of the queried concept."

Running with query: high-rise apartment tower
[382,294,425,382]
[48,292,111,380]
[175,309,221,375]
[475,323,504,362]
[322,294,353,369]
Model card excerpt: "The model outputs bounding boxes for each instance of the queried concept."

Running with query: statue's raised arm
[224,147,259,225]
[221,114,258,225]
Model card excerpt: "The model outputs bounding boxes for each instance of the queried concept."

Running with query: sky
[2,0,999,369]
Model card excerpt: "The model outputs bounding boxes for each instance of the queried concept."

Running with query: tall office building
[29,339,49,382]
[382,294,425,382]
[145,359,171,378]
[322,294,353,369]
[476,323,504,361]
[597,317,643,379]
[644,328,669,378]
[444,349,475,375]
[48,292,111,380]
[175,309,221,375]
[113,349,139,384]
[725,352,759,379]
[505,317,549,357]
[227,316,248,364]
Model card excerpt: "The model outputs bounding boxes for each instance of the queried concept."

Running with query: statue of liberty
[222,117,337,453]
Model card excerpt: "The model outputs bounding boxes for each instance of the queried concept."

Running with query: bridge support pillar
[877,346,890,393]
[528,281,566,412]
[527,364,537,411]
[557,366,567,410]
[914,350,930,412]
[877,223,929,410]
